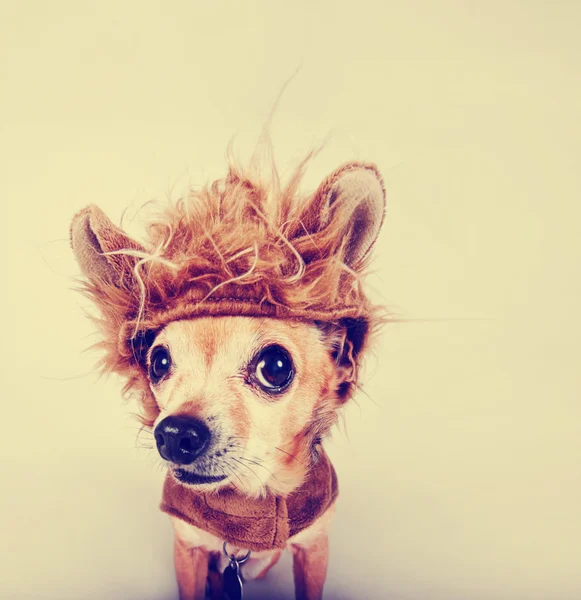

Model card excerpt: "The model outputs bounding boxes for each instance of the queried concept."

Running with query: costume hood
[70,150,387,423]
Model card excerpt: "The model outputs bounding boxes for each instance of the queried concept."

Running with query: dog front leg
[206,551,224,600]
[173,536,209,600]
[291,533,329,600]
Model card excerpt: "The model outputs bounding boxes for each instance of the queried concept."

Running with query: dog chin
[172,467,228,487]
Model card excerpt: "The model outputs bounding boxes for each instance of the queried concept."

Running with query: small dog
[70,143,386,600]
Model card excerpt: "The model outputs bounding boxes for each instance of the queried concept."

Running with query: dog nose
[154,416,211,465]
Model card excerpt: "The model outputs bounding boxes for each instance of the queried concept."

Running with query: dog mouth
[172,468,228,486]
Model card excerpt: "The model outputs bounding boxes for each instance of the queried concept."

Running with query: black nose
[154,416,211,465]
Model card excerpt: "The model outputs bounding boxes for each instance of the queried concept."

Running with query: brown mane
[71,142,387,426]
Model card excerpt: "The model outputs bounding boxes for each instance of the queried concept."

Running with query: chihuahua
[70,145,386,600]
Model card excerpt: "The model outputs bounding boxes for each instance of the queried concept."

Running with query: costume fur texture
[69,140,387,600]
[160,447,338,552]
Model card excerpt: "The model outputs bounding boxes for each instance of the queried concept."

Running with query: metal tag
[222,558,243,600]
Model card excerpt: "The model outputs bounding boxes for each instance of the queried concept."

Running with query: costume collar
[160,450,338,552]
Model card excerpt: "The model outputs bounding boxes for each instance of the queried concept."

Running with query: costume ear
[70,205,146,287]
[315,163,386,268]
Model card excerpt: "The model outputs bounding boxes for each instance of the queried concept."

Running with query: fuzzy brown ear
[70,205,146,287]
[314,163,386,268]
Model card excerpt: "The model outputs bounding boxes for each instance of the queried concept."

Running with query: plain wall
[1,1,580,599]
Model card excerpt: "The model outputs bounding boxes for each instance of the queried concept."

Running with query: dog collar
[159,450,339,552]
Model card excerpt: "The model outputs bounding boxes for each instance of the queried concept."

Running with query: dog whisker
[222,460,246,489]
[238,455,281,483]
[229,461,267,497]
[133,423,155,452]
[220,465,243,494]
[228,438,307,467]
[274,446,306,466]
[231,456,265,487]
[226,444,280,472]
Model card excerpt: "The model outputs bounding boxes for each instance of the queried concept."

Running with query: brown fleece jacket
[160,451,338,552]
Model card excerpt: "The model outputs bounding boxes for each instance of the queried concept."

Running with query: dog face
[147,316,340,496]
[69,153,386,498]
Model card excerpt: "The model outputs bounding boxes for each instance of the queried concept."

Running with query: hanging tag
[222,543,251,600]
[223,558,243,600]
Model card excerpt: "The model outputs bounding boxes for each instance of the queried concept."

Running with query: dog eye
[253,345,294,393]
[150,346,171,383]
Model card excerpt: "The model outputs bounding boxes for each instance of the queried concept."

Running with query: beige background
[1,1,580,599]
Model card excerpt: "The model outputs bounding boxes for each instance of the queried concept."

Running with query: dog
[69,143,386,600]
